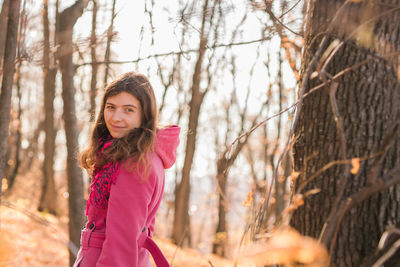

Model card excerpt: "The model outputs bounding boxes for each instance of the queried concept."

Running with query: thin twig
[279,0,302,19]
[372,238,400,267]
[378,228,400,250]
[263,0,302,36]
[77,36,273,67]
[232,54,377,148]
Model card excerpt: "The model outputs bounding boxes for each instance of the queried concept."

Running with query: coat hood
[155,125,180,169]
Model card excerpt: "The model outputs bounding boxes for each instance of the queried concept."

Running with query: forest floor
[0,164,329,267]
[0,204,234,267]
[0,166,234,267]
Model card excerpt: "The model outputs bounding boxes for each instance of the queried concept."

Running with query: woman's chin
[110,132,126,139]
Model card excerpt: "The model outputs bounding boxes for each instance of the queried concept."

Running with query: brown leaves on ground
[0,203,233,267]
[0,229,15,267]
[237,227,329,267]
[0,204,69,267]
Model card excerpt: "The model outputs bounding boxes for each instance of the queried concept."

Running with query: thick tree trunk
[0,0,9,69]
[0,0,20,200]
[56,0,89,265]
[290,1,400,266]
[39,0,58,215]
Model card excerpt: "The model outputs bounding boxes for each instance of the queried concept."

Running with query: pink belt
[80,227,169,267]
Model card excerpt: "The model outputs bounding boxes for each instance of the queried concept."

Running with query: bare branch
[76,36,273,67]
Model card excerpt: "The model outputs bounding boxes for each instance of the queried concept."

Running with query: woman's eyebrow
[106,101,137,109]
[123,104,138,109]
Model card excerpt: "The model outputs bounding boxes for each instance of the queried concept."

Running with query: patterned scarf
[86,136,120,216]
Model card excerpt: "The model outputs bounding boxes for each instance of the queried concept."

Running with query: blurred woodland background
[0,0,400,266]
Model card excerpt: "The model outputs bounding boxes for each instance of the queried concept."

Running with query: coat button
[89,223,94,229]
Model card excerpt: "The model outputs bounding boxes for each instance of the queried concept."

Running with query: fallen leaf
[350,158,360,174]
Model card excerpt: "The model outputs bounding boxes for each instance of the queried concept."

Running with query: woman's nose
[110,109,122,121]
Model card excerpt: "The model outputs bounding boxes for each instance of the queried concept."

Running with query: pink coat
[74,125,180,267]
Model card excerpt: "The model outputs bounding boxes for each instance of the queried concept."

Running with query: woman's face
[104,92,142,138]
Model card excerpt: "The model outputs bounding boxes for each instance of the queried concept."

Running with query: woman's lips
[111,125,125,130]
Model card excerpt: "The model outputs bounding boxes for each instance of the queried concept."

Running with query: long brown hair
[79,72,158,174]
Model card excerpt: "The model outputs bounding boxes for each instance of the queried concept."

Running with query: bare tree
[4,0,27,194]
[0,0,21,200]
[89,0,98,122]
[38,0,58,215]
[103,0,116,87]
[212,41,270,256]
[0,0,9,69]
[172,0,223,246]
[56,0,89,265]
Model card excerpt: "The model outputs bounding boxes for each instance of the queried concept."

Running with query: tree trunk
[89,0,97,122]
[290,1,400,266]
[172,0,210,247]
[103,0,116,88]
[0,0,21,200]
[56,0,89,265]
[39,0,58,215]
[212,139,247,256]
[212,172,228,257]
[4,0,25,193]
[5,54,22,193]
[0,0,9,69]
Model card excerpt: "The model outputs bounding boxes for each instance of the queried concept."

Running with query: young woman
[73,72,180,267]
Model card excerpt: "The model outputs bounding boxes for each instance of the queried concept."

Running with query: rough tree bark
[290,1,400,266]
[0,0,9,69]
[38,0,58,215]
[56,0,89,265]
[0,0,21,200]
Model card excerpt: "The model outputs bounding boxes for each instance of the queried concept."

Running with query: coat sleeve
[95,166,156,267]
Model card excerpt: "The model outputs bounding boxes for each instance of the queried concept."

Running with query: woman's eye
[106,105,114,110]
[125,108,134,112]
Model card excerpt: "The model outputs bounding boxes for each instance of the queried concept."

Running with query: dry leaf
[293,194,304,206]
[243,191,253,207]
[238,228,329,266]
[283,194,304,215]
[304,188,321,197]
[350,158,360,174]
[310,71,319,79]
[289,171,300,181]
